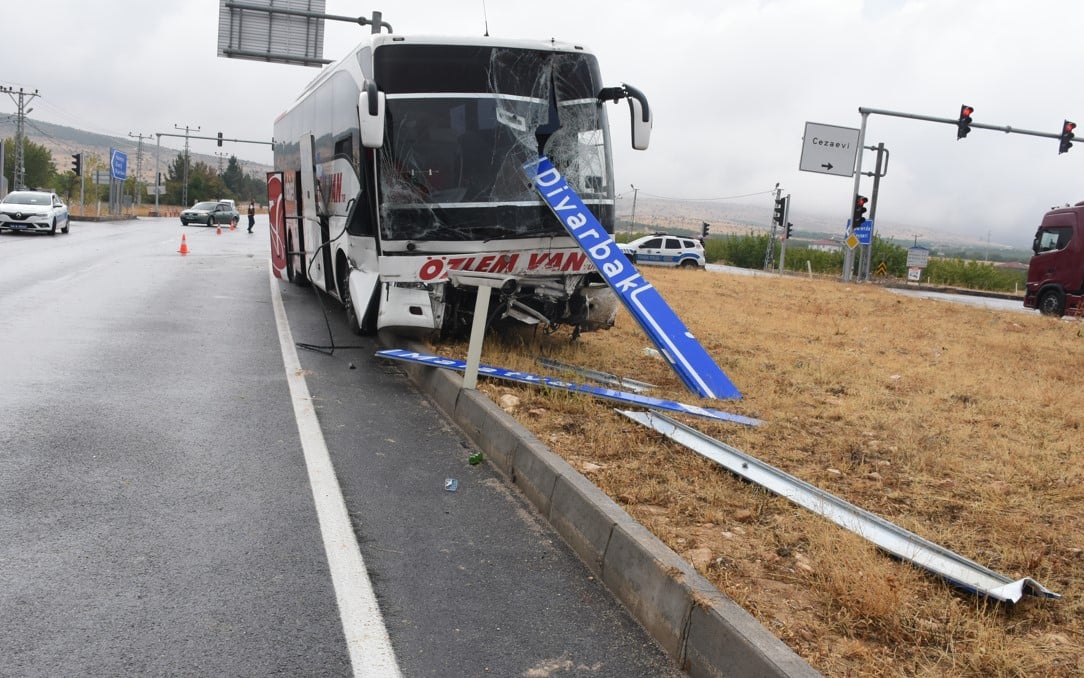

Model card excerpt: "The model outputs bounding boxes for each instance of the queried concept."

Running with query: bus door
[299,133,334,291]
[266,171,286,279]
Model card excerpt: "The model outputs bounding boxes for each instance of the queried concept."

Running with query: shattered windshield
[374,44,613,242]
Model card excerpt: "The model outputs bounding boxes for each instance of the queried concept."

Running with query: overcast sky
[3,0,1079,247]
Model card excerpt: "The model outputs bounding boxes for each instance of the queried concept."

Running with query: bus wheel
[285,233,297,283]
[1038,289,1065,317]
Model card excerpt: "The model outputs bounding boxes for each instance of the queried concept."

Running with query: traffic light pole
[843,111,870,282]
[152,130,272,214]
[858,143,888,281]
[845,105,1075,282]
[763,184,781,271]
[777,195,792,274]
[858,106,1070,142]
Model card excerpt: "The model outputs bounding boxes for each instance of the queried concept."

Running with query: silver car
[0,190,70,235]
[180,201,240,227]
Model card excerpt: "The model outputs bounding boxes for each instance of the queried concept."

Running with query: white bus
[269,29,650,338]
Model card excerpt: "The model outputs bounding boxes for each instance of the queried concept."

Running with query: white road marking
[268,263,402,677]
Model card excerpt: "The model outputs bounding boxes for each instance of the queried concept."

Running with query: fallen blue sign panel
[377,349,762,427]
[523,156,742,400]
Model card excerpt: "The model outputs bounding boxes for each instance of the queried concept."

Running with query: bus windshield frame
[373,44,615,243]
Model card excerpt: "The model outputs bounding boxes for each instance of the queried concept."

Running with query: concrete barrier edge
[384,344,820,677]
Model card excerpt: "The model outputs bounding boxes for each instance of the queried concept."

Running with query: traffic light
[701,222,710,238]
[71,153,82,176]
[956,105,974,140]
[217,132,223,147]
[772,197,786,226]
[852,195,868,228]
[1059,120,1076,154]
[785,222,793,239]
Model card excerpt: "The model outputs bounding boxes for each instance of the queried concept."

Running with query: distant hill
[0,118,269,183]
[615,194,1031,261]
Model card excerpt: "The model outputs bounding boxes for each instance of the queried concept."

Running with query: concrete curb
[385,344,821,677]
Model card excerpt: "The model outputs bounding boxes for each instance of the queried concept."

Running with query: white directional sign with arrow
[799,122,860,177]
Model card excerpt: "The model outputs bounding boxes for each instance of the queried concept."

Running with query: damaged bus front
[270,31,651,338]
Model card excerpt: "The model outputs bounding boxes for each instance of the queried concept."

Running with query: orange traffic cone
[230,218,237,231]
[216,223,222,235]
[178,233,190,255]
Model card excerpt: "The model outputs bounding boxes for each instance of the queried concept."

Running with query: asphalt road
[0,217,680,677]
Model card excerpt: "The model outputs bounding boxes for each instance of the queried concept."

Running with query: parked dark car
[180,201,239,227]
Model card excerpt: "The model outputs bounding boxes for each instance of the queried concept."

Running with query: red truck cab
[1025,204,1084,316]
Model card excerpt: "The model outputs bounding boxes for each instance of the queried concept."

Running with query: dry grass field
[432,267,1083,677]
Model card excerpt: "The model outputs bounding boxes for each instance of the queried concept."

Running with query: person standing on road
[247,200,256,233]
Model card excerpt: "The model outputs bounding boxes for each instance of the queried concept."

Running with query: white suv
[619,234,705,268]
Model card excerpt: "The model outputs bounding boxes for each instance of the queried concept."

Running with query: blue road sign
[377,349,761,426]
[523,156,743,400]
[110,148,128,180]
[854,219,873,245]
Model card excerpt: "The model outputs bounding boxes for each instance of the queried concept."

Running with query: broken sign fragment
[377,348,761,427]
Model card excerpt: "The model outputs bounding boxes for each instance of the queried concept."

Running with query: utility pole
[175,123,199,207]
[215,151,229,173]
[128,132,151,208]
[1,86,41,190]
[629,184,639,235]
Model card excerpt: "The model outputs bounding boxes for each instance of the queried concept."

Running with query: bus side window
[347,146,376,238]
[334,136,352,159]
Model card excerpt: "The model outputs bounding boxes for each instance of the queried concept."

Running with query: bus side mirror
[359,81,386,149]
[598,83,651,151]
[624,84,651,151]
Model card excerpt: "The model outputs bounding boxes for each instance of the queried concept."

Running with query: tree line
[2,137,265,207]
[702,233,1026,292]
